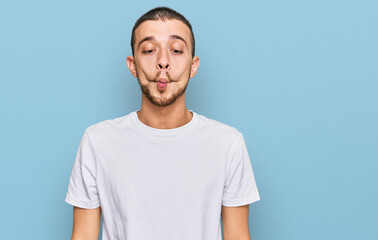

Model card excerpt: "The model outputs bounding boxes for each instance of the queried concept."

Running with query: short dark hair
[131,7,195,57]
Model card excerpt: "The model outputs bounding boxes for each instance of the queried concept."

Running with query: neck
[137,93,193,129]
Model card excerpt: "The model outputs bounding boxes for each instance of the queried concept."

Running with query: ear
[189,56,200,78]
[126,56,138,78]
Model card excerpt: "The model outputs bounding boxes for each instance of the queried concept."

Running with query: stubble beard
[136,70,191,107]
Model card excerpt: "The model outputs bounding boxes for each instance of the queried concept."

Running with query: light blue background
[1,0,377,239]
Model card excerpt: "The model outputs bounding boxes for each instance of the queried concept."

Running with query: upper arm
[221,204,251,240]
[71,206,102,240]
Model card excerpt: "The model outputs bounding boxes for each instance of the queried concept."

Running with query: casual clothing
[65,110,260,240]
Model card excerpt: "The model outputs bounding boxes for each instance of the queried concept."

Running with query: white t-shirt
[65,110,260,240]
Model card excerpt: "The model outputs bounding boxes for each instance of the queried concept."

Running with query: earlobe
[126,56,138,78]
[190,56,200,78]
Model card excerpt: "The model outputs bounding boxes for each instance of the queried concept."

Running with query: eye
[172,49,183,54]
[142,49,154,54]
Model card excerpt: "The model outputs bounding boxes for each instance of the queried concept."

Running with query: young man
[65,6,260,240]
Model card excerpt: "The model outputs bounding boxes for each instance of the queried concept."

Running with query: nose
[158,63,169,69]
[157,50,170,70]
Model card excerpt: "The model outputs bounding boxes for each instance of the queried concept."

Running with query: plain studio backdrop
[0,0,377,239]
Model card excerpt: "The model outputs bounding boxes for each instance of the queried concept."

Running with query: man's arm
[221,204,251,240]
[70,206,102,240]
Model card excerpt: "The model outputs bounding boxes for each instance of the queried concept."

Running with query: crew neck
[130,109,198,138]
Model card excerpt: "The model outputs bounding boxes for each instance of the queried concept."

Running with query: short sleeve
[222,133,260,207]
[64,129,101,209]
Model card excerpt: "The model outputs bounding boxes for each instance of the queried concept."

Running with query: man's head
[131,7,195,57]
[126,7,199,107]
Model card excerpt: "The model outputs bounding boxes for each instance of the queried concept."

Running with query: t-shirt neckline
[131,109,198,138]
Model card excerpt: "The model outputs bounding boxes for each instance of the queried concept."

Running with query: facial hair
[136,68,191,107]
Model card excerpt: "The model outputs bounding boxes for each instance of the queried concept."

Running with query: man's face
[127,19,199,107]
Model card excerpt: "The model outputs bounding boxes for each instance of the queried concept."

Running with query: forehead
[135,19,191,44]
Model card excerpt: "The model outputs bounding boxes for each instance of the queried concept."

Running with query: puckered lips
[157,78,168,91]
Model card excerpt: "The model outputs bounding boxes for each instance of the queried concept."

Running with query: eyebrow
[137,35,188,49]
[169,35,187,46]
[138,36,155,48]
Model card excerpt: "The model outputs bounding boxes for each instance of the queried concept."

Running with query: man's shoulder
[195,112,243,140]
[84,112,134,136]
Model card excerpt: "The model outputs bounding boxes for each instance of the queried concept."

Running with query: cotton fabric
[65,110,260,239]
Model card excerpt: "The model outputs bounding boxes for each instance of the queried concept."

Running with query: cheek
[136,58,156,78]
[170,57,192,76]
